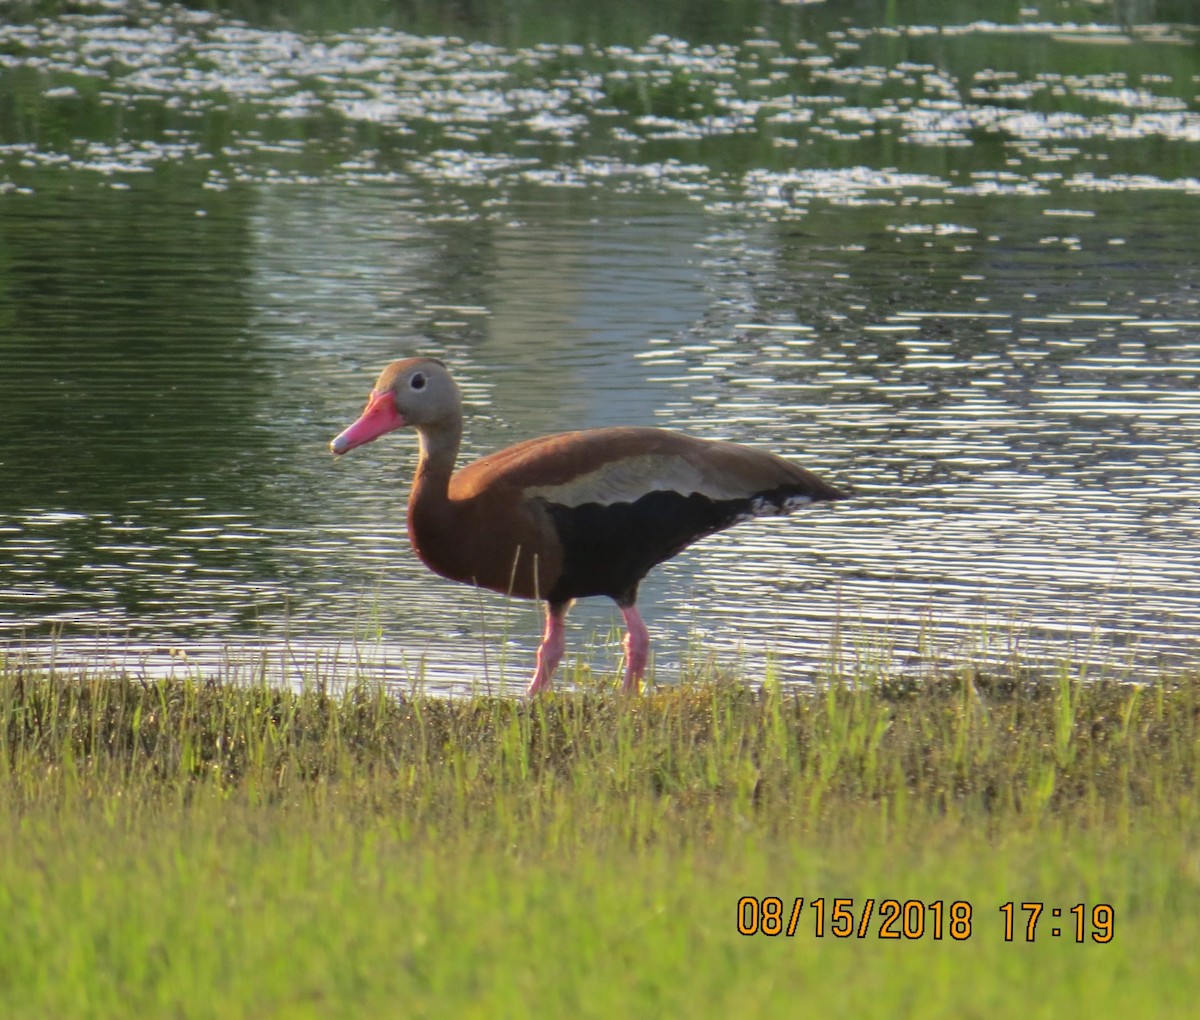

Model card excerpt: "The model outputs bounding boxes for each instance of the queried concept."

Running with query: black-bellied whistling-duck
[331,358,848,695]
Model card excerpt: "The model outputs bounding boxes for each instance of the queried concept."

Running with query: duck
[331,357,848,694]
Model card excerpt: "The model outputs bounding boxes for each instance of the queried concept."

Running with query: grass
[0,651,1197,1018]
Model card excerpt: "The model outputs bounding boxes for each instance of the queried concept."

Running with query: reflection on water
[1,1,1199,689]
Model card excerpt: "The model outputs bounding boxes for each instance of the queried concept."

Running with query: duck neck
[410,421,461,513]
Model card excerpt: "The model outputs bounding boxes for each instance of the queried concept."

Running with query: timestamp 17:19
[999,902,1115,942]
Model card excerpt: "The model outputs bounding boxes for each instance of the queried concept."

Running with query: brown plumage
[331,357,848,694]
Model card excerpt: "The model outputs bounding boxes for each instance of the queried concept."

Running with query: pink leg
[527,602,569,696]
[620,605,650,694]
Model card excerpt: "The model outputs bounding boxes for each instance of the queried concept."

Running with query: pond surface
[2,0,1199,692]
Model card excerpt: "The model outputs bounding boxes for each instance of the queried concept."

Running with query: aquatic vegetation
[1,1,1197,205]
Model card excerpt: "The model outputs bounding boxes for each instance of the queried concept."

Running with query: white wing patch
[525,454,716,507]
[524,452,811,511]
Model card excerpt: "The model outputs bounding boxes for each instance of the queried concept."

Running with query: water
[1,1,1198,691]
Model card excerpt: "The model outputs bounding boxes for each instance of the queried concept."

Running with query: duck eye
[410,373,426,390]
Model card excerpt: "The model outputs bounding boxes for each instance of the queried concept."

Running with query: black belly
[542,489,769,606]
